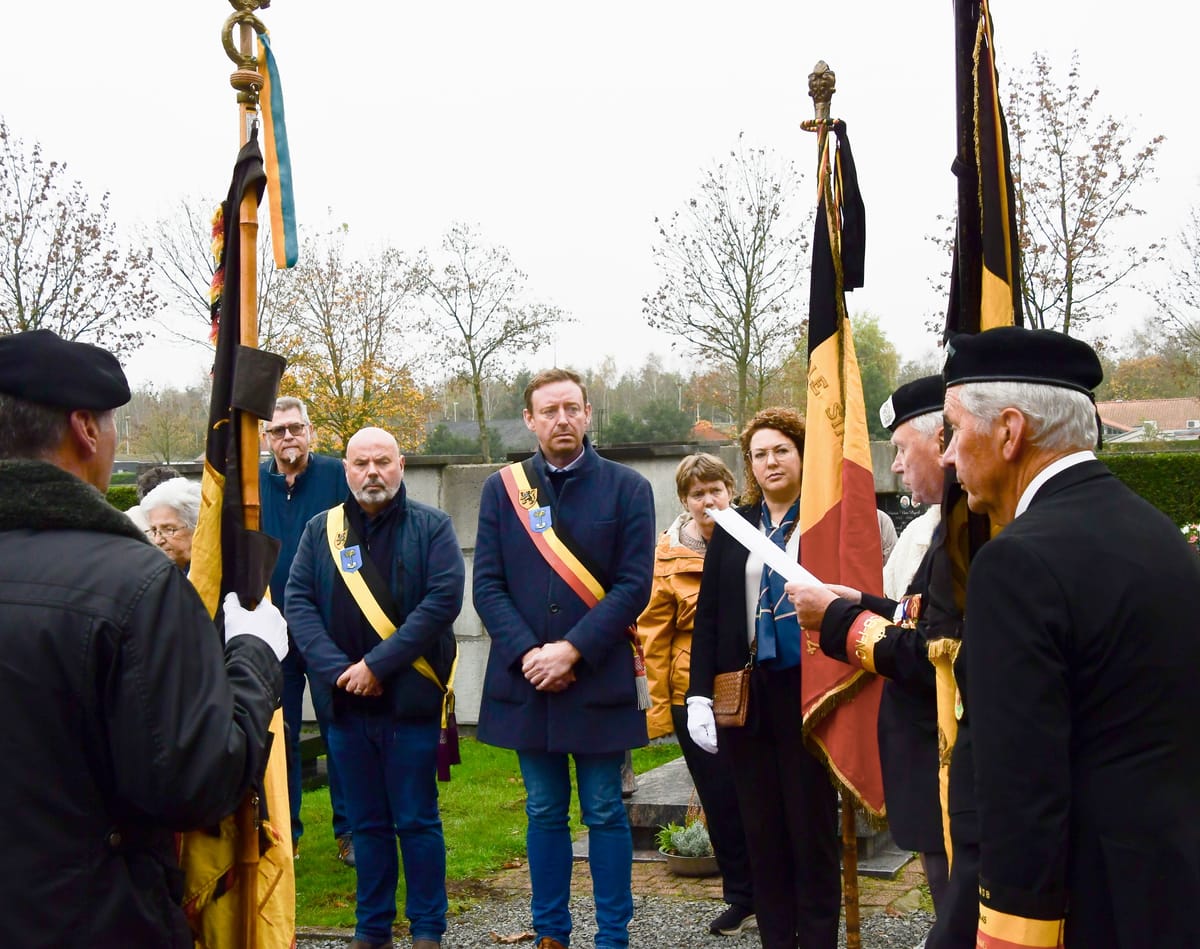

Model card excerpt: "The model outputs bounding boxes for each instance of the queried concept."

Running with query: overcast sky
[3,2,1197,390]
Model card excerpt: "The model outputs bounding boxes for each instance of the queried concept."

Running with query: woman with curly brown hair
[686,407,840,949]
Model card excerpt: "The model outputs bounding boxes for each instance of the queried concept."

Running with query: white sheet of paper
[706,506,824,586]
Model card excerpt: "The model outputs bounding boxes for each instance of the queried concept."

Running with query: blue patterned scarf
[755,499,801,669]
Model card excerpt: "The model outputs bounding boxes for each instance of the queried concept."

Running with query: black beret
[0,330,131,410]
[944,327,1102,396]
[879,375,944,432]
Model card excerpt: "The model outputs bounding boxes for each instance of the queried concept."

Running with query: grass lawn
[294,737,681,930]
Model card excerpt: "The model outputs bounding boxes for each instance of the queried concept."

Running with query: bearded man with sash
[286,427,464,949]
[475,368,655,949]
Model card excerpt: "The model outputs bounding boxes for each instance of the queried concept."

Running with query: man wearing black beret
[0,329,290,947]
[786,374,953,934]
[940,327,1200,948]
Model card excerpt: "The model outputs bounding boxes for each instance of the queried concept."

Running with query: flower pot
[660,847,720,877]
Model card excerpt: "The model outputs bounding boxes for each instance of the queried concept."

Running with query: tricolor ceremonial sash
[325,504,460,780]
[498,459,650,709]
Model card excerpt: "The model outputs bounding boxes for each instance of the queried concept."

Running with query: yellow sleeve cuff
[846,611,890,674]
[977,905,1064,948]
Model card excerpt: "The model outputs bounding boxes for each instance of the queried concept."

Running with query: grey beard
[280,447,302,466]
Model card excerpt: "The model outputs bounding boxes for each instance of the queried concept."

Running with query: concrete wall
[394,443,905,725]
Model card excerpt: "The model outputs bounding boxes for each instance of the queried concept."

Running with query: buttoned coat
[474,442,654,754]
[965,460,1200,947]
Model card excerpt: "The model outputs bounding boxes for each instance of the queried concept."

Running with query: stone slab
[616,756,909,879]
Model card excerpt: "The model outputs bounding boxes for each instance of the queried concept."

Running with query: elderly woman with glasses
[140,477,202,572]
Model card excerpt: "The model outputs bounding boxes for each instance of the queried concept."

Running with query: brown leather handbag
[712,636,756,728]
[712,666,750,727]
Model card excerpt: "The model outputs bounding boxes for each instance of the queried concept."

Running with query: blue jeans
[282,644,349,842]
[518,751,633,949]
[326,715,448,943]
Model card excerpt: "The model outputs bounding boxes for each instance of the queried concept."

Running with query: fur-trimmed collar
[0,459,149,543]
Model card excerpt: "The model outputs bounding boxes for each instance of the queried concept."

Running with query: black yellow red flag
[180,132,294,949]
[799,120,886,819]
[927,0,1025,870]
[945,0,1023,337]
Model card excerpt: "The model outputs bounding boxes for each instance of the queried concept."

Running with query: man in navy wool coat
[475,368,654,949]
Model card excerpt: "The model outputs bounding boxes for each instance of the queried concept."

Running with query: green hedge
[1102,450,1200,526]
[107,485,138,512]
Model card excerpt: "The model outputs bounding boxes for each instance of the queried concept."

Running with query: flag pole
[802,60,863,949]
[223,3,269,945]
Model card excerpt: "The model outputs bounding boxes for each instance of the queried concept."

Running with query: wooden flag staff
[801,60,864,949]
[221,3,270,946]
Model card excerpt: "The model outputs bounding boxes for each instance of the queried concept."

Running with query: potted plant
[655,819,719,877]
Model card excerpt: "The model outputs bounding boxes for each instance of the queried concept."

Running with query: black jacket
[966,460,1200,947]
[820,543,943,852]
[688,503,760,702]
[0,460,282,948]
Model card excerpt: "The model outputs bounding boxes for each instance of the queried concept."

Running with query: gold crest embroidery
[518,488,538,510]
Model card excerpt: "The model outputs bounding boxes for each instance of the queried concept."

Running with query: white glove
[222,592,288,661]
[686,696,718,754]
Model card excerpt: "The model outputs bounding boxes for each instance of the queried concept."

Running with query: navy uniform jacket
[819,540,944,853]
[965,460,1200,947]
[474,440,654,754]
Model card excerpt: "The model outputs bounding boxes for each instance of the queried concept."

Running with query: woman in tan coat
[638,453,755,937]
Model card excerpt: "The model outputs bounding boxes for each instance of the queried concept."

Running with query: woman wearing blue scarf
[686,407,840,949]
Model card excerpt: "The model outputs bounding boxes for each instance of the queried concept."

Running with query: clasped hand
[337,658,382,697]
[522,641,579,692]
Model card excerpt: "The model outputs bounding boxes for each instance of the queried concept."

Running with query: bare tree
[1150,204,1200,358]
[643,136,809,430]
[0,118,157,353]
[146,197,286,354]
[273,226,428,452]
[1007,53,1163,336]
[419,222,566,462]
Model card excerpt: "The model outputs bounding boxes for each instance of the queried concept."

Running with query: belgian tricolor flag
[945,0,1023,337]
[926,0,1025,879]
[799,119,886,820]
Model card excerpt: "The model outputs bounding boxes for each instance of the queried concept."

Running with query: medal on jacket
[340,545,363,572]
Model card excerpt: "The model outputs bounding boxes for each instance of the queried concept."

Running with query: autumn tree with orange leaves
[273,226,428,453]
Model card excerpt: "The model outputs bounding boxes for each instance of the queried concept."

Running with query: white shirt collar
[545,449,585,474]
[1014,450,1095,519]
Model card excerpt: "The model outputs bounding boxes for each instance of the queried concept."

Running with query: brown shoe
[337,833,356,868]
[536,939,567,949]
[412,941,439,949]
[347,940,392,949]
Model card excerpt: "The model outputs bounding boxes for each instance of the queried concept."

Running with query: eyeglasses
[147,524,187,539]
[750,445,795,464]
[264,422,307,439]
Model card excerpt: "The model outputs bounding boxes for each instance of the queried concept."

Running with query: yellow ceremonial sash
[324,505,458,728]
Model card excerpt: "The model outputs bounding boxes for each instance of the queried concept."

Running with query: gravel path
[297,894,933,948]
